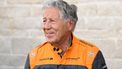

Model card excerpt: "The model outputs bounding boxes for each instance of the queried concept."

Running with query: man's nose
[43,21,51,30]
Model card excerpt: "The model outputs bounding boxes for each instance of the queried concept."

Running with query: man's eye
[43,19,46,22]
[50,19,55,22]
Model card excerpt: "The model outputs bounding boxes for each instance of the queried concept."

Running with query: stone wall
[0,0,122,69]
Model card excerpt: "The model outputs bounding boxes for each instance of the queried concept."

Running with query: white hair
[42,0,78,24]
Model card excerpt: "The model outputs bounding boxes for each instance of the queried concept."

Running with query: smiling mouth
[45,32,55,38]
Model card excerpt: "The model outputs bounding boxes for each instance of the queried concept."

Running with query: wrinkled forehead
[43,7,61,19]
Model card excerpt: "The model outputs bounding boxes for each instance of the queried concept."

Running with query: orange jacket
[24,35,107,69]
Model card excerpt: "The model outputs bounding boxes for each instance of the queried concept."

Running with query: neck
[52,33,72,53]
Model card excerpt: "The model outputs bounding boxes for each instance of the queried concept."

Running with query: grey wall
[0,0,122,69]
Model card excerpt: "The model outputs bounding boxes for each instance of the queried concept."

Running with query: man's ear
[67,20,75,32]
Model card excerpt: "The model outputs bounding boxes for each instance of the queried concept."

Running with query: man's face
[42,7,72,43]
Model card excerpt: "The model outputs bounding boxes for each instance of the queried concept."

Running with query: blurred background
[0,0,122,69]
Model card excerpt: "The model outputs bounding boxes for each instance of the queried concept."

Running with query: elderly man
[24,0,107,69]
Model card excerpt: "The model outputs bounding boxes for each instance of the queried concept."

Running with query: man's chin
[46,39,54,43]
[46,39,57,44]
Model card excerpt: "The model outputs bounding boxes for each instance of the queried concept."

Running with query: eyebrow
[43,17,59,20]
[43,17,46,19]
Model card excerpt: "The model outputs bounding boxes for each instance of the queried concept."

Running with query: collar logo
[40,57,53,61]
[66,57,80,60]
[88,51,94,57]
[31,52,36,57]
